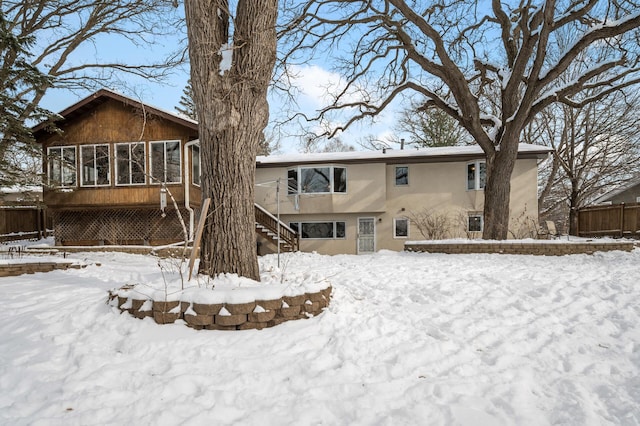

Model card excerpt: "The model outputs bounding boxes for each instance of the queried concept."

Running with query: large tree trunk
[568,184,580,236]
[185,0,278,281]
[482,139,518,240]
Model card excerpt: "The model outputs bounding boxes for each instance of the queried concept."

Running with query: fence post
[620,202,625,237]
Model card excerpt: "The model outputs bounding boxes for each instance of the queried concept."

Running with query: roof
[32,88,198,138]
[591,177,640,204]
[256,143,552,167]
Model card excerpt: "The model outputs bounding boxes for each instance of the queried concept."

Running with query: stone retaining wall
[109,285,332,331]
[0,262,85,277]
[405,241,635,255]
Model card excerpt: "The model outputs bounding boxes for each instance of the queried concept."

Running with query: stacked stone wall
[109,286,332,331]
[0,262,84,277]
[405,242,635,255]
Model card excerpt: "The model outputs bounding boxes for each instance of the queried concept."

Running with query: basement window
[468,214,483,232]
[394,218,409,238]
[289,221,346,239]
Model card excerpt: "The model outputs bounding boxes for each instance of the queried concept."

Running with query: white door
[357,217,375,254]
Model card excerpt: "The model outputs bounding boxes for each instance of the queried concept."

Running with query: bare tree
[1,0,184,184]
[280,0,640,239]
[185,0,278,281]
[532,91,640,234]
[395,102,471,148]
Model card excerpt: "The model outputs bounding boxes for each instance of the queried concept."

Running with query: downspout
[184,139,199,241]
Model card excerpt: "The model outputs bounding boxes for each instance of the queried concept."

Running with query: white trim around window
[468,214,483,232]
[115,142,147,186]
[289,221,346,239]
[80,144,111,187]
[395,165,409,186]
[393,217,409,238]
[150,140,182,184]
[47,146,77,187]
[467,160,486,190]
[287,166,347,195]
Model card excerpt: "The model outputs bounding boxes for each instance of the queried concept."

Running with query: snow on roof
[0,185,42,194]
[257,143,551,165]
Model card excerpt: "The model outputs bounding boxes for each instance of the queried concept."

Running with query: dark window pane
[165,141,181,182]
[96,145,110,185]
[395,219,408,237]
[81,146,95,185]
[479,162,486,189]
[336,222,346,238]
[192,145,200,186]
[395,166,408,185]
[301,167,330,193]
[62,147,76,185]
[116,145,130,185]
[131,143,146,184]
[287,169,298,194]
[301,222,334,239]
[467,163,476,190]
[333,167,347,192]
[151,142,165,183]
[289,222,299,232]
[469,216,482,232]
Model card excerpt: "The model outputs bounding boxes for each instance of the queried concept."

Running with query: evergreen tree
[0,10,51,186]
[176,80,198,121]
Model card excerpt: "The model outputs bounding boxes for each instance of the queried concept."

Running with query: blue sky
[37,30,400,154]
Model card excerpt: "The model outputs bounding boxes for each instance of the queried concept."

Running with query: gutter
[184,139,199,241]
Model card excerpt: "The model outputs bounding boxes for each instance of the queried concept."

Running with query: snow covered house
[33,89,202,246]
[34,89,550,253]
[254,145,550,255]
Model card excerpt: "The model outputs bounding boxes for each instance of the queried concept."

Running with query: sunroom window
[116,142,146,185]
[289,221,346,239]
[150,140,181,184]
[287,166,347,194]
[47,146,76,187]
[81,144,110,187]
[467,161,486,190]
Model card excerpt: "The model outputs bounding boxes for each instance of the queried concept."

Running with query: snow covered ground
[0,246,639,425]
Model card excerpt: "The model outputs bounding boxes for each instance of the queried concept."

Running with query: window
[150,140,181,184]
[289,221,346,239]
[467,161,486,190]
[287,166,347,194]
[394,218,409,238]
[468,215,483,232]
[81,144,110,186]
[47,146,76,187]
[395,166,408,185]
[192,145,201,186]
[116,143,146,185]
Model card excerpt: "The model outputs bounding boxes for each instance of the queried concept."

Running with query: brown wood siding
[40,98,200,210]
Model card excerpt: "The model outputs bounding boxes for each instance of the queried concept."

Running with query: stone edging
[108,285,332,330]
[404,241,635,255]
[0,262,86,277]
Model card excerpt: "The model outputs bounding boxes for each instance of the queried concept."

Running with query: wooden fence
[577,203,640,238]
[0,207,50,243]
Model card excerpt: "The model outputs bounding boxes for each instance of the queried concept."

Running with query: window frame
[287,165,347,195]
[115,142,147,186]
[393,217,410,239]
[468,214,483,232]
[288,221,346,239]
[395,165,409,186]
[149,140,182,185]
[47,146,77,188]
[80,144,111,187]
[467,160,486,191]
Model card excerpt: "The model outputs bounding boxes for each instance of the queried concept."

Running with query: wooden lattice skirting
[52,207,200,246]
